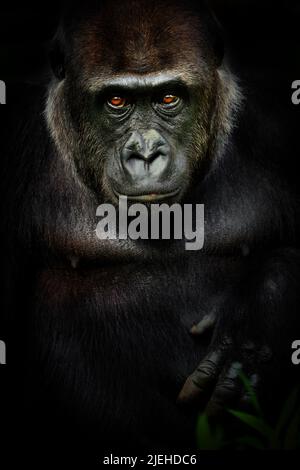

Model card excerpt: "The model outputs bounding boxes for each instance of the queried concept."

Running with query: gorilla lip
[113,188,180,202]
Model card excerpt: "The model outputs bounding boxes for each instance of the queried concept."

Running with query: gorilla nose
[121,130,170,180]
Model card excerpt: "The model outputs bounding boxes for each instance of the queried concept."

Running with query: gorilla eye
[161,95,180,107]
[107,96,128,109]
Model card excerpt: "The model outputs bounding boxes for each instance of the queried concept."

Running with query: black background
[0,0,300,83]
[0,0,299,466]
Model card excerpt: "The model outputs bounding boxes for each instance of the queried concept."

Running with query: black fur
[1,0,299,457]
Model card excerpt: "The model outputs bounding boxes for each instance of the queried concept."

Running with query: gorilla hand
[177,311,272,415]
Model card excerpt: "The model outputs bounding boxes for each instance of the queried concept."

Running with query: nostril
[127,152,145,162]
[147,151,163,164]
[121,144,170,180]
[126,150,165,164]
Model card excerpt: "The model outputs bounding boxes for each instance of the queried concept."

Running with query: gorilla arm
[177,125,300,413]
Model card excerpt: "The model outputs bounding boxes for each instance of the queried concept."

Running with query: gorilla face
[82,73,205,203]
[94,75,197,201]
[47,0,228,206]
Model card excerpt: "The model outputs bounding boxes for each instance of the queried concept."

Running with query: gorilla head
[47,0,241,206]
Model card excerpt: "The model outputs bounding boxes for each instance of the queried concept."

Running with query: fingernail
[177,377,202,404]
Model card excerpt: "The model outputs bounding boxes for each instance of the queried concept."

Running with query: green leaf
[196,414,224,450]
[238,371,262,416]
[283,406,300,450]
[275,387,300,443]
[228,409,274,440]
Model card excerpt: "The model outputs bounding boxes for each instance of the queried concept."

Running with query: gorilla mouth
[113,188,180,202]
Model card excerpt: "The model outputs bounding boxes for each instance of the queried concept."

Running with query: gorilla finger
[190,313,216,336]
[204,362,243,416]
[177,349,224,404]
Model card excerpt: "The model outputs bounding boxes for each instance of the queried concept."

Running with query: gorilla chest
[31,256,243,437]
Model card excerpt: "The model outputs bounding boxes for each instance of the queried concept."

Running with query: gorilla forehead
[68,0,217,76]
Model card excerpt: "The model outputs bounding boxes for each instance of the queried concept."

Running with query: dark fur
[1,0,300,456]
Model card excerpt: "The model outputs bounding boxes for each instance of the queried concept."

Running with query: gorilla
[2,0,300,456]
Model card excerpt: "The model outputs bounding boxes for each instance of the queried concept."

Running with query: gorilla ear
[49,39,66,80]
